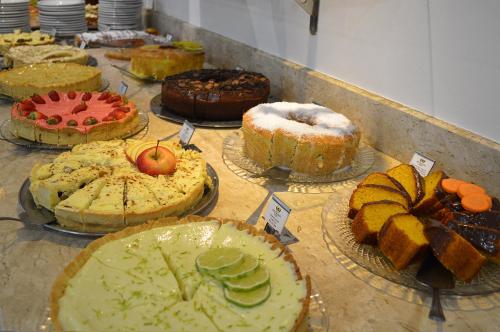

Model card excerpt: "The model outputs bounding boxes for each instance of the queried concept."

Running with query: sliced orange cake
[348,184,410,218]
[387,164,424,206]
[378,213,429,270]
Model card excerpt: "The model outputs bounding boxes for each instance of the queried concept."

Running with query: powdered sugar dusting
[246,102,356,137]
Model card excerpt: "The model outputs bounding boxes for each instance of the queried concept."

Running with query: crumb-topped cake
[0,63,101,100]
[0,29,54,55]
[51,216,311,332]
[11,91,139,145]
[3,44,88,68]
[162,69,270,121]
[242,102,360,175]
[29,140,213,232]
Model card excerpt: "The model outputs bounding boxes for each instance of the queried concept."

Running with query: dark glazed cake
[161,69,270,121]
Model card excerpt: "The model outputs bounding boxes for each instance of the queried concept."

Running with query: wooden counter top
[0,49,498,331]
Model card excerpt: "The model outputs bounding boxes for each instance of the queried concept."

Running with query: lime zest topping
[223,266,270,291]
[224,284,271,307]
[195,248,243,272]
[218,254,259,280]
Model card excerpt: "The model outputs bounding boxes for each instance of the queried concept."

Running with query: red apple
[136,146,176,176]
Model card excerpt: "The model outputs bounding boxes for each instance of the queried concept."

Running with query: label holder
[263,194,298,245]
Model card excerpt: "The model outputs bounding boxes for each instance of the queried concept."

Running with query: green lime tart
[50,216,311,332]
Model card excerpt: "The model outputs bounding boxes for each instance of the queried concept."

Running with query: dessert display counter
[0,49,499,331]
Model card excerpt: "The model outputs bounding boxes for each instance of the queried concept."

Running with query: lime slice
[224,266,270,291]
[224,284,271,307]
[196,248,243,272]
[218,254,259,280]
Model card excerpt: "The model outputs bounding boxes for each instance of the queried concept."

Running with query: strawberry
[31,94,46,104]
[114,106,130,113]
[48,90,60,102]
[97,91,110,101]
[46,115,62,125]
[111,110,126,120]
[66,119,78,126]
[20,100,36,112]
[18,105,30,117]
[102,114,115,122]
[28,111,46,120]
[83,117,98,126]
[106,95,121,104]
[81,92,92,101]
[67,91,77,100]
[71,102,88,114]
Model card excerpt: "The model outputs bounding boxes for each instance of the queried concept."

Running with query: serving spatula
[416,254,455,321]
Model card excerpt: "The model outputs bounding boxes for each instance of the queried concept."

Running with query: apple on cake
[50,216,311,332]
[29,140,213,232]
[11,91,139,145]
[242,102,361,176]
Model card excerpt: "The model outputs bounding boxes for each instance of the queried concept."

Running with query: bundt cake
[348,184,410,218]
[378,213,429,270]
[387,164,423,206]
[351,201,408,244]
[424,219,487,282]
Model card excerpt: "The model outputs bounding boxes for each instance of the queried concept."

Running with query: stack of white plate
[39,0,87,37]
[0,0,30,34]
[98,0,143,31]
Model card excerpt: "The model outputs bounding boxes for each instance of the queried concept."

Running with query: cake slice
[125,175,163,226]
[412,170,448,215]
[387,164,424,206]
[348,184,410,218]
[424,219,487,282]
[378,213,429,270]
[351,201,408,244]
[358,172,404,192]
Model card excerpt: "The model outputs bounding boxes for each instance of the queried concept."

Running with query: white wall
[154,0,500,143]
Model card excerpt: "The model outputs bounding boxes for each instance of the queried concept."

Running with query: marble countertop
[0,49,498,332]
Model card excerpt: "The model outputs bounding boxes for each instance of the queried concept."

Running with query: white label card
[264,194,291,234]
[409,152,435,177]
[179,120,195,145]
[119,81,128,96]
[50,28,57,37]
[80,40,87,49]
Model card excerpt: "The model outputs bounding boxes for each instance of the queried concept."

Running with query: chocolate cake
[161,69,270,121]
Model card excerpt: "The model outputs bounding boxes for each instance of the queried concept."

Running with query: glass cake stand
[0,111,148,151]
[321,187,500,310]
[222,130,375,194]
[38,284,329,332]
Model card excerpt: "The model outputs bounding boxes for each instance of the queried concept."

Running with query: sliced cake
[358,172,404,192]
[412,170,448,215]
[387,164,424,206]
[351,201,408,244]
[378,213,429,270]
[424,219,487,282]
[348,184,410,218]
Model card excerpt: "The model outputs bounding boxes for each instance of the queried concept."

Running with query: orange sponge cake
[358,172,404,192]
[348,184,410,218]
[412,170,448,214]
[378,213,429,270]
[351,201,408,244]
[424,219,487,282]
[387,164,423,205]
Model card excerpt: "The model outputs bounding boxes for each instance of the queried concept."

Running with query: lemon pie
[51,216,311,332]
[29,140,212,232]
[0,63,101,100]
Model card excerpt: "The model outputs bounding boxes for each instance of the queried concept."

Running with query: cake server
[416,254,455,321]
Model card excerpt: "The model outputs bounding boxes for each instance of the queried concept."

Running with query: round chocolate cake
[161,69,270,121]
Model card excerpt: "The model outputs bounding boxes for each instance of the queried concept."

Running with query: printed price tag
[179,120,195,145]
[50,28,57,37]
[264,194,291,234]
[410,152,435,177]
[119,81,128,96]
[79,40,87,49]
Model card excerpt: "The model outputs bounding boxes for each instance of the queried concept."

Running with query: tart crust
[50,215,311,332]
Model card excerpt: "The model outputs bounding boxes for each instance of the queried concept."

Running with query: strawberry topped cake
[11,90,139,145]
